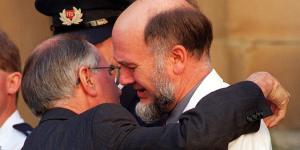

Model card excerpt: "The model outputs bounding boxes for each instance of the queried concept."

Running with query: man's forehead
[113,50,133,65]
[113,46,152,68]
[112,38,145,64]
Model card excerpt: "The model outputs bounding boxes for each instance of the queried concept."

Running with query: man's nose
[119,68,135,85]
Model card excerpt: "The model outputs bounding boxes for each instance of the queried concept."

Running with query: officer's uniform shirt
[0,111,31,150]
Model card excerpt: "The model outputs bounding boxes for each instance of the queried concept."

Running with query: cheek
[0,78,7,95]
[102,74,117,89]
[134,69,156,92]
[103,75,120,96]
[0,80,7,110]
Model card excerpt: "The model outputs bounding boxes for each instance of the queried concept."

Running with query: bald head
[112,0,212,57]
[113,0,193,39]
[115,0,194,23]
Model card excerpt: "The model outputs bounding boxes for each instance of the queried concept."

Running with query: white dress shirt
[0,111,27,150]
[182,69,272,150]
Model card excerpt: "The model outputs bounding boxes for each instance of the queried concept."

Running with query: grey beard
[135,76,175,123]
[135,78,175,123]
[135,50,175,123]
[135,102,163,124]
[155,82,175,109]
[136,51,176,124]
[153,56,175,112]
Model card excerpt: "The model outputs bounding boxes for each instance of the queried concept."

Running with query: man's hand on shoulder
[247,72,290,128]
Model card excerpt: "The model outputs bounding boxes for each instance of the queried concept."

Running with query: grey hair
[21,35,100,116]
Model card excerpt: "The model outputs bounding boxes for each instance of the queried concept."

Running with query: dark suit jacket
[22,81,271,150]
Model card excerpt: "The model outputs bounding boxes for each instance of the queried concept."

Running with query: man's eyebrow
[116,61,137,68]
[113,57,136,67]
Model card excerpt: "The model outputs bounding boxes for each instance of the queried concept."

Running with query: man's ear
[7,72,22,95]
[170,45,187,75]
[78,67,97,96]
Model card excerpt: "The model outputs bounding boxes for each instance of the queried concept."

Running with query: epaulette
[13,123,33,136]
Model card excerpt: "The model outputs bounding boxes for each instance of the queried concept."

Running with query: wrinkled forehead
[112,38,152,65]
[112,21,147,64]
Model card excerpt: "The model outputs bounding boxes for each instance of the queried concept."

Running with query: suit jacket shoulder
[23,81,271,150]
[118,81,272,150]
[22,105,138,150]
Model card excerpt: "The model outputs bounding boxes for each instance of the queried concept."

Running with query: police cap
[35,0,132,44]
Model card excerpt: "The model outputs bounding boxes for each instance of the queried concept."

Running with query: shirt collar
[0,110,24,129]
[183,69,228,112]
[165,77,203,124]
[40,108,78,124]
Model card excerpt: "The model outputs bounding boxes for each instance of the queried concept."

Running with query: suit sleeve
[93,81,272,150]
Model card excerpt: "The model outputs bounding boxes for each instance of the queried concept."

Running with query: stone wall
[198,0,300,149]
[198,0,300,129]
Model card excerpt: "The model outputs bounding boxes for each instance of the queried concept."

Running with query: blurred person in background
[0,30,32,150]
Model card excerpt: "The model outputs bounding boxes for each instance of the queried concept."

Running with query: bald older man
[112,0,289,149]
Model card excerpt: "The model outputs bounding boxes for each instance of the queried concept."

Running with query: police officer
[0,30,32,150]
[34,0,159,126]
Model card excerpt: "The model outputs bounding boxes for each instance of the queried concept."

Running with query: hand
[247,72,290,128]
